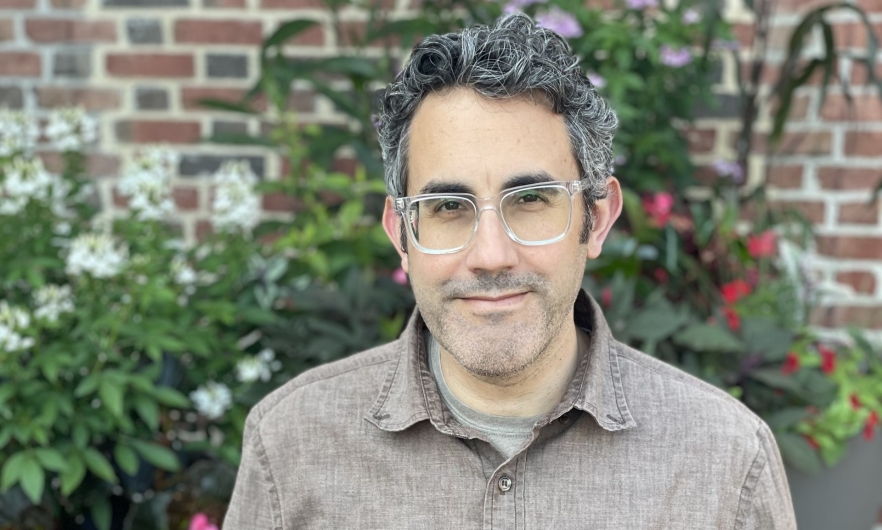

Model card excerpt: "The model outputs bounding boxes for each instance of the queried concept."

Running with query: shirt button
[558,413,570,424]
[498,476,512,492]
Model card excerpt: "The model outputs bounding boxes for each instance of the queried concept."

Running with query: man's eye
[517,192,546,203]
[437,201,463,212]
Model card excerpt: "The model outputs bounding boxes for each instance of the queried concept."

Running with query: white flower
[0,111,39,157]
[33,284,75,323]
[587,71,606,89]
[65,232,129,279]
[0,157,60,216]
[235,348,281,383]
[0,300,34,353]
[211,161,260,234]
[190,381,232,420]
[682,8,701,25]
[171,255,198,285]
[118,148,178,221]
[45,107,98,152]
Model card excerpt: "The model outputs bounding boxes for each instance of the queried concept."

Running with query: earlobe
[382,196,410,272]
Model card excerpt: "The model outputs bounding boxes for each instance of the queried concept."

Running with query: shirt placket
[482,454,524,530]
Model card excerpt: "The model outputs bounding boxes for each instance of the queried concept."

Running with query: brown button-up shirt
[224,291,796,529]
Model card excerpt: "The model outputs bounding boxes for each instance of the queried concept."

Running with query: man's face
[383,88,611,379]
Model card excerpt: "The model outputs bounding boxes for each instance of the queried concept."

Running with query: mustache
[440,272,547,298]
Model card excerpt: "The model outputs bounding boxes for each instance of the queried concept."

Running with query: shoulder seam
[252,419,284,530]
[732,424,769,530]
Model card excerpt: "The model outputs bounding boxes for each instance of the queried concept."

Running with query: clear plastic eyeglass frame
[393,178,589,255]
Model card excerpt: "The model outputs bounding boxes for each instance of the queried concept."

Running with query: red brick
[845,132,882,156]
[683,127,717,154]
[0,18,13,41]
[106,53,193,78]
[173,187,199,210]
[261,0,323,8]
[203,0,245,6]
[838,201,879,225]
[770,200,826,223]
[38,152,120,177]
[816,235,882,259]
[181,87,259,110]
[174,19,263,45]
[0,52,40,76]
[732,23,755,50]
[766,165,803,189]
[836,271,877,294]
[116,120,201,144]
[112,188,129,208]
[26,19,116,43]
[831,21,882,49]
[820,94,882,122]
[754,131,832,156]
[0,0,34,7]
[849,60,882,86]
[818,167,882,190]
[195,220,214,241]
[264,20,323,46]
[331,157,357,176]
[262,192,296,212]
[774,0,831,11]
[810,305,882,329]
[36,86,120,110]
[339,20,398,47]
[856,0,882,11]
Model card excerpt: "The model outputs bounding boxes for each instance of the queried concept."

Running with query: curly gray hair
[377,12,618,245]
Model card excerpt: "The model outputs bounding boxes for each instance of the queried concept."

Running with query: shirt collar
[365,289,637,434]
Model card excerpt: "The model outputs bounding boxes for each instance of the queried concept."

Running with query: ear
[382,196,410,273]
[586,177,623,260]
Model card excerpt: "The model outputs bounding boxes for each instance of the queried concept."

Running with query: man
[224,13,796,529]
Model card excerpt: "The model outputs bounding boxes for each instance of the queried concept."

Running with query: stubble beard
[414,271,576,379]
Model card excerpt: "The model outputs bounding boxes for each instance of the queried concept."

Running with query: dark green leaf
[73,373,100,397]
[741,317,793,362]
[19,457,44,504]
[99,377,125,417]
[60,455,86,496]
[765,407,811,430]
[196,98,258,115]
[34,447,68,472]
[776,432,823,473]
[92,498,112,530]
[82,448,118,484]
[263,19,319,51]
[749,368,804,393]
[673,324,745,353]
[132,395,160,431]
[114,444,140,477]
[150,387,190,408]
[0,451,27,492]
[129,440,180,472]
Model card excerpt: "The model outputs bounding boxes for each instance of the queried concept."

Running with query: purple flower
[712,159,744,183]
[502,0,546,14]
[659,45,693,67]
[682,8,701,24]
[712,39,740,51]
[535,7,583,38]
[625,0,658,9]
[587,71,606,89]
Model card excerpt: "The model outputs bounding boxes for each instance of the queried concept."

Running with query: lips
[458,291,528,311]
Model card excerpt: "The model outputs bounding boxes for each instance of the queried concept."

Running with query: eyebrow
[417,171,557,196]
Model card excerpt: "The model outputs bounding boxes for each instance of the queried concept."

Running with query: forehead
[406,88,579,196]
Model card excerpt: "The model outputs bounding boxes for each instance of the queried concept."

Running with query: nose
[463,207,519,274]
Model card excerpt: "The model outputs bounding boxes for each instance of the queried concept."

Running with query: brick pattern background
[0,0,879,335]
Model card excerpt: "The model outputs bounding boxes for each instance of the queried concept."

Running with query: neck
[438,322,581,417]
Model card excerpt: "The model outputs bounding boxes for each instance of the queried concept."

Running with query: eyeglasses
[393,179,588,254]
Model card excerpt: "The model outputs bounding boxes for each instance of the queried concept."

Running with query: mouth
[457,291,529,311]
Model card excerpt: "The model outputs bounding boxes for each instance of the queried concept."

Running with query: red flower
[601,287,613,307]
[721,280,752,305]
[804,435,820,450]
[864,411,879,441]
[818,345,836,375]
[723,306,741,331]
[642,192,674,227]
[747,230,776,258]
[781,352,800,375]
[851,394,862,410]
[391,267,408,286]
[653,268,669,282]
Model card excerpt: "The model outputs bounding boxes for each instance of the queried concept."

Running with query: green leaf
[196,99,258,115]
[114,444,140,477]
[765,407,811,430]
[132,395,160,431]
[0,451,27,492]
[741,317,793,362]
[626,306,688,343]
[99,377,125,418]
[151,387,190,408]
[72,423,89,449]
[82,448,118,484]
[776,432,823,473]
[749,368,804,393]
[60,455,86,496]
[73,373,100,397]
[92,498,112,530]
[19,456,44,504]
[0,384,14,407]
[673,324,745,354]
[263,19,319,51]
[34,447,68,472]
[129,440,180,472]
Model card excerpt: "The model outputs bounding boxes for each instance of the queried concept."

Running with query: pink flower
[851,394,862,410]
[601,287,612,307]
[642,192,674,227]
[720,279,751,304]
[818,345,836,375]
[189,514,219,530]
[682,8,701,24]
[712,159,744,183]
[659,45,693,67]
[626,0,658,8]
[502,0,546,14]
[587,71,606,89]
[392,267,408,286]
[535,7,583,38]
[864,411,879,441]
[781,352,800,375]
[723,306,741,331]
[747,230,776,258]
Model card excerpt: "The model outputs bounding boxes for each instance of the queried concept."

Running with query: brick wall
[0,0,879,335]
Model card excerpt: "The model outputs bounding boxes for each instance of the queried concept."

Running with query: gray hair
[377,12,618,244]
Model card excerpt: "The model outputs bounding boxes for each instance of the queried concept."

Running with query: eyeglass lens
[405,185,571,251]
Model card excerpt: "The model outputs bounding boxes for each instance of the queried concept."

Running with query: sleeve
[223,409,279,530]
[734,422,798,530]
